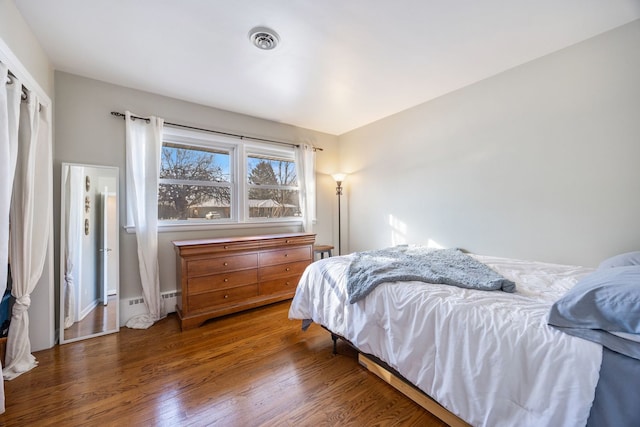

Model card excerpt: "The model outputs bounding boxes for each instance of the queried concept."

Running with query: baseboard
[119,291,180,327]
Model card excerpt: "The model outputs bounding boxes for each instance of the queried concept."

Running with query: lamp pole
[332,173,347,256]
[336,180,342,255]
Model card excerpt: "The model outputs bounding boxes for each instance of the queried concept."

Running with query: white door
[100,191,116,305]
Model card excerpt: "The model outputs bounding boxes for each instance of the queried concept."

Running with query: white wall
[0,0,53,97]
[338,20,640,267]
[54,72,339,311]
[1,0,56,351]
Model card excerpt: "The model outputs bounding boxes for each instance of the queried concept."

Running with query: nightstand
[313,244,334,260]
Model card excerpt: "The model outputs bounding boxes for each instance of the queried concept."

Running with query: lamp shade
[332,173,347,183]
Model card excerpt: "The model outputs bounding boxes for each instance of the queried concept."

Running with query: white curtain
[0,62,21,414]
[4,88,52,380]
[295,144,316,233]
[62,166,83,328]
[124,111,166,329]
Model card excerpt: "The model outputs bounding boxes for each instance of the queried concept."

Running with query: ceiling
[15,0,640,135]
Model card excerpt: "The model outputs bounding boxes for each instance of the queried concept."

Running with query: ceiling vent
[249,27,279,50]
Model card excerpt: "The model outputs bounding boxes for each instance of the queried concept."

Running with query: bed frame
[328,330,471,427]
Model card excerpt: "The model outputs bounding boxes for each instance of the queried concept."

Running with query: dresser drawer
[259,275,301,295]
[259,260,310,281]
[259,247,311,266]
[188,269,258,294]
[188,284,259,312]
[261,234,316,249]
[187,253,257,277]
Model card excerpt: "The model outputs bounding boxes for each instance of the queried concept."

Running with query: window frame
[126,126,302,233]
[158,139,235,224]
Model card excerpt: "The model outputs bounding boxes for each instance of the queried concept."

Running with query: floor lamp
[332,173,347,255]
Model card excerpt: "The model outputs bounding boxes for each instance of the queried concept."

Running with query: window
[247,154,300,219]
[159,142,232,221]
[158,127,300,228]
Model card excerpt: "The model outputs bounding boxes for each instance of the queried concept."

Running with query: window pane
[247,155,299,218]
[247,156,297,186]
[248,189,300,218]
[159,142,232,221]
[159,183,231,220]
[161,143,230,183]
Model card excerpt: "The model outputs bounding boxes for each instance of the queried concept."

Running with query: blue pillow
[598,251,640,270]
[548,265,640,360]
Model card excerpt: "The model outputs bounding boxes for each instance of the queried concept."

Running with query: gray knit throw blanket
[347,246,516,303]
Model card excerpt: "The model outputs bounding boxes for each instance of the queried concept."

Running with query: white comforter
[288,253,603,427]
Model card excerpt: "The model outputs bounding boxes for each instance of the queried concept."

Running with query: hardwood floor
[64,295,118,341]
[1,301,448,426]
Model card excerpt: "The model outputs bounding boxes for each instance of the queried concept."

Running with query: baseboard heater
[120,291,180,326]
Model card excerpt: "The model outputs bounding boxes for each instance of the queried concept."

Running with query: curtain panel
[62,165,84,328]
[124,111,166,329]
[4,88,53,381]
[0,61,21,414]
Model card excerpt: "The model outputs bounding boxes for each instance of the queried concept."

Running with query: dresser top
[172,232,315,248]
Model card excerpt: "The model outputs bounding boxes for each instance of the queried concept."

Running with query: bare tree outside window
[158,143,231,220]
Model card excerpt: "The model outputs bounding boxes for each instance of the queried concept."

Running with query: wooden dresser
[173,232,316,330]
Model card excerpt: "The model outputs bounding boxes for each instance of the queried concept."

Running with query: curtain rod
[110,111,323,151]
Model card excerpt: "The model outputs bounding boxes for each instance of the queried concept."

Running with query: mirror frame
[59,163,120,344]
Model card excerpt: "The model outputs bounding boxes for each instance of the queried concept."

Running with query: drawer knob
[223,262,228,266]
[224,294,229,299]
[224,278,229,282]
[286,281,290,286]
[286,240,290,243]
[284,254,288,257]
[285,267,290,272]
[224,245,229,249]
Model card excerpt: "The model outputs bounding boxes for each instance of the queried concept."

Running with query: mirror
[60,163,119,343]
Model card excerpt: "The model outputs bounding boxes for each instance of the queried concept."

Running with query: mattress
[289,252,603,427]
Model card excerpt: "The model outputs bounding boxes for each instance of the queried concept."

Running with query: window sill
[124,218,304,234]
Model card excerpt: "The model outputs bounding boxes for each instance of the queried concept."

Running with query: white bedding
[288,252,603,427]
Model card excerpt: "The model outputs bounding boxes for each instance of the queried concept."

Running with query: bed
[288,246,640,427]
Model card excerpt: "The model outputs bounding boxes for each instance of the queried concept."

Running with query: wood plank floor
[64,295,118,341]
[1,301,448,426]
